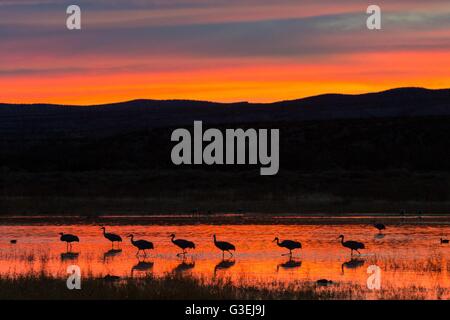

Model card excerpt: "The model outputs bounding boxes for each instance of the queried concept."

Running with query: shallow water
[0,216,449,299]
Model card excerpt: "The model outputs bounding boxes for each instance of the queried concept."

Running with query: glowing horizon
[1,0,450,105]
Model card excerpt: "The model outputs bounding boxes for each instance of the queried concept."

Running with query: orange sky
[1,1,450,105]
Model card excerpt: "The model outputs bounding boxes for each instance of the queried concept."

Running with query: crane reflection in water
[0,220,448,299]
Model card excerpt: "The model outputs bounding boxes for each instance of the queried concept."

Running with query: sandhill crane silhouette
[276,257,302,272]
[127,234,154,256]
[170,233,195,256]
[213,234,235,257]
[273,237,302,256]
[374,223,386,233]
[59,232,79,251]
[101,227,122,248]
[338,235,365,255]
[440,238,449,244]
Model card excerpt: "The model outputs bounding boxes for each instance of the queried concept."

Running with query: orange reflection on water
[0,222,449,298]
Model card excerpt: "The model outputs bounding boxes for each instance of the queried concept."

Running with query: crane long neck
[130,235,134,244]
[171,235,175,243]
[213,235,217,244]
[340,236,344,244]
[276,238,280,245]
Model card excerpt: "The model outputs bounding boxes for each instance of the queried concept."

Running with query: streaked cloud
[0,0,449,104]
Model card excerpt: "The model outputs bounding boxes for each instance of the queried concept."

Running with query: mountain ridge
[1,87,448,108]
[1,87,450,138]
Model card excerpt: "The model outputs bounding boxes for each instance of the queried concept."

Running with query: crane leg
[228,250,233,257]
[282,250,292,256]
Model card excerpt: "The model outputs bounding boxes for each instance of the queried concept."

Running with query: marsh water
[0,214,449,299]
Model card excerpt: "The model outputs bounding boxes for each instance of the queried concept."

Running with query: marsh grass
[0,273,448,300]
[367,253,445,273]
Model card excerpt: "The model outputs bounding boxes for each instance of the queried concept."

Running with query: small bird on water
[440,238,449,244]
[316,279,333,286]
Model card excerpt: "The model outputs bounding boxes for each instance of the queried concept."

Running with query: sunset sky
[1,0,450,105]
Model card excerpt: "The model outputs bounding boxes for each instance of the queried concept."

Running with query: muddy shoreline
[0,212,449,226]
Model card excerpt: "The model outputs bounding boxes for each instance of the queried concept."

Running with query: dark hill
[1,87,450,214]
[1,87,450,138]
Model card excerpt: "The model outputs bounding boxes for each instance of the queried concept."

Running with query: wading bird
[170,234,195,256]
[213,234,235,257]
[127,234,154,256]
[272,237,302,256]
[440,238,449,244]
[373,223,386,233]
[59,232,79,251]
[338,235,365,255]
[101,227,122,248]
